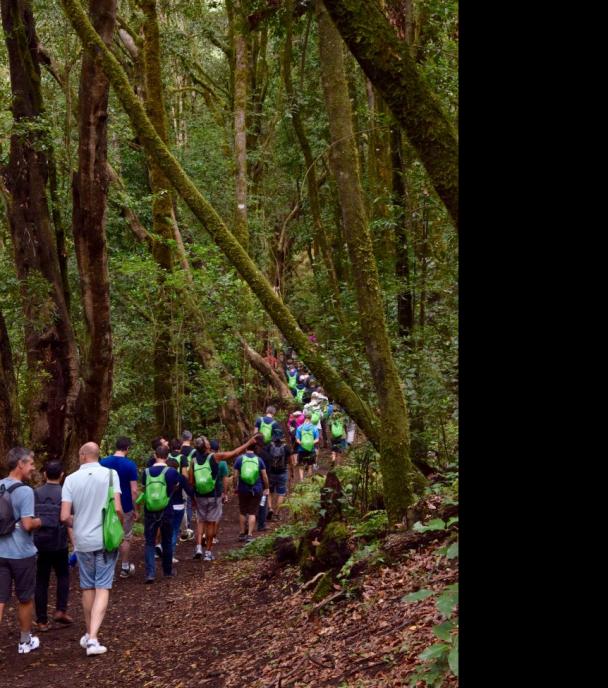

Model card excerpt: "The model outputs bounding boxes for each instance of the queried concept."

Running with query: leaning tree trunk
[317,0,417,521]
[60,0,383,456]
[319,0,458,229]
[1,0,81,464]
[70,0,116,451]
[0,309,20,471]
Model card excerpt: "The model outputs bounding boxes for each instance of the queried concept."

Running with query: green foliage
[337,540,384,582]
[352,509,388,539]
[283,474,325,522]
[224,522,310,561]
[405,582,459,686]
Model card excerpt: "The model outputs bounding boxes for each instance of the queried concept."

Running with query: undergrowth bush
[225,522,311,561]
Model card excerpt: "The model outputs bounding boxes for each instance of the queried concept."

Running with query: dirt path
[0,455,332,687]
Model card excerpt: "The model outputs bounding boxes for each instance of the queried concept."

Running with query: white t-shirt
[62,462,121,553]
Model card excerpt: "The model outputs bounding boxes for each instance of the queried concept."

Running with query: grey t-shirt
[61,462,121,553]
[0,478,37,559]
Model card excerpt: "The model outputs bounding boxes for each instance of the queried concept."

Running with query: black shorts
[297,450,316,466]
[238,492,261,516]
[0,555,36,603]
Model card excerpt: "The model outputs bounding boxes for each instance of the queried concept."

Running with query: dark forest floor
[0,451,458,687]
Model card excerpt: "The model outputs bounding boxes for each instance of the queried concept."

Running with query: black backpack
[33,488,66,551]
[268,443,288,472]
[0,482,25,536]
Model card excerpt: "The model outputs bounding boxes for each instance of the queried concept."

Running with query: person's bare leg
[17,599,33,633]
[81,589,95,634]
[298,465,304,482]
[196,519,204,547]
[119,537,131,568]
[88,589,110,641]
[204,522,215,552]
[247,514,256,536]
[0,603,5,625]
[239,513,246,534]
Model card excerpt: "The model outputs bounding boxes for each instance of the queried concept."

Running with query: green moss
[312,570,336,602]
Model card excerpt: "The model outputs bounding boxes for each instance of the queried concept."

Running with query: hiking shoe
[86,640,107,656]
[238,532,248,542]
[267,509,274,521]
[53,611,74,624]
[119,564,135,579]
[203,550,215,561]
[154,544,163,559]
[145,577,155,584]
[193,545,203,559]
[212,536,219,544]
[185,528,195,541]
[80,633,90,649]
[18,635,40,654]
[245,535,255,543]
[172,557,179,564]
[33,621,51,632]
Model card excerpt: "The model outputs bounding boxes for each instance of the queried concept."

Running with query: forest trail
[0,448,458,687]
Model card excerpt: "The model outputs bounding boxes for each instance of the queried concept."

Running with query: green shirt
[216,461,229,495]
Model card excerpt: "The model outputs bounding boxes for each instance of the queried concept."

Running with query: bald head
[79,442,100,464]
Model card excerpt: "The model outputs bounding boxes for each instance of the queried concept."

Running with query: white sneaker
[80,633,90,649]
[119,563,135,578]
[212,537,219,544]
[193,545,203,559]
[203,550,215,561]
[172,557,179,563]
[18,635,40,654]
[86,639,107,656]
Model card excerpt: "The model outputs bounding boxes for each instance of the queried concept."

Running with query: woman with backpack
[295,410,320,482]
[265,428,291,521]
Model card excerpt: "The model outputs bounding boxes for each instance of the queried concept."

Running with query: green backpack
[193,455,216,494]
[311,410,321,425]
[240,454,260,486]
[259,419,274,444]
[300,426,315,452]
[331,418,345,439]
[102,470,124,552]
[295,387,305,403]
[287,369,298,389]
[144,467,170,511]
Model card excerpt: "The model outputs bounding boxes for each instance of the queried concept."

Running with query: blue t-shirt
[296,422,319,452]
[0,478,37,559]
[141,464,180,513]
[101,455,139,513]
[234,453,267,495]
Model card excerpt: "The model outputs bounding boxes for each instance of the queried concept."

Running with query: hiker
[61,442,123,656]
[0,447,42,654]
[233,440,270,543]
[179,430,196,537]
[265,427,291,521]
[33,460,74,632]
[329,406,348,465]
[293,379,309,405]
[101,437,139,578]
[255,405,280,447]
[145,436,169,468]
[346,418,357,447]
[166,451,195,563]
[251,436,272,531]
[141,445,179,582]
[295,410,320,481]
[285,360,299,391]
[209,439,229,545]
[189,435,253,561]
[288,410,305,484]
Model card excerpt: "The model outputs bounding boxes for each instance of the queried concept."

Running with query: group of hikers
[0,357,355,657]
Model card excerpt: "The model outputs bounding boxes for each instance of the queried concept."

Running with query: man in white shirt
[61,442,123,656]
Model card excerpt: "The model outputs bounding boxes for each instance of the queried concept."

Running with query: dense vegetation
[0,0,457,524]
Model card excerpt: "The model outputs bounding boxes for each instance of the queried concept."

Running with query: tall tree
[70,0,116,448]
[0,309,19,469]
[319,0,458,228]
[1,0,81,463]
[316,0,415,518]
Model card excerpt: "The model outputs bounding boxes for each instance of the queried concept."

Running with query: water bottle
[69,552,78,568]
[260,494,267,508]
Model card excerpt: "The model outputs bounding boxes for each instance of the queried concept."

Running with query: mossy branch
[60,0,380,448]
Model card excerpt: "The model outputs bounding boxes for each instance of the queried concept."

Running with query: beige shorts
[123,510,136,540]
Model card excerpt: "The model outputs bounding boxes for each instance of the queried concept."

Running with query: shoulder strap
[7,482,25,494]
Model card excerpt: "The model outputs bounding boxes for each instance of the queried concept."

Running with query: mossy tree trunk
[70,0,116,449]
[317,0,415,521]
[60,0,382,456]
[1,0,81,464]
[139,0,178,437]
[0,309,20,471]
[283,0,343,321]
[319,0,458,229]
